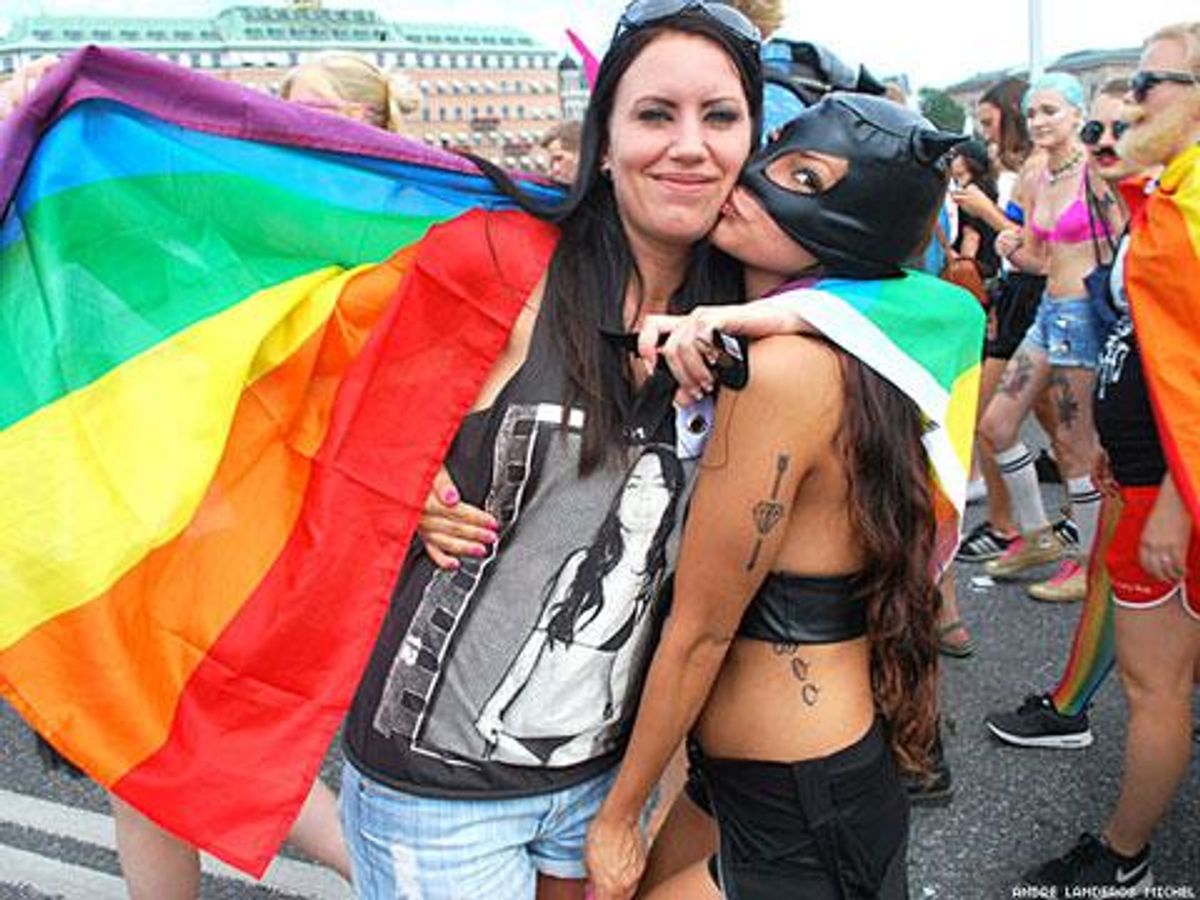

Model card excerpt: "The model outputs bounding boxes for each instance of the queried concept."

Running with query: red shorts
[1105,485,1200,620]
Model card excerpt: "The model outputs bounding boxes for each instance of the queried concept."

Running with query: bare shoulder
[714,334,844,443]
[746,333,843,400]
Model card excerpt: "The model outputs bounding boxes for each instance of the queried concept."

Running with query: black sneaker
[955,521,1015,563]
[1035,449,1063,484]
[1053,516,1080,550]
[985,694,1093,749]
[1022,833,1152,892]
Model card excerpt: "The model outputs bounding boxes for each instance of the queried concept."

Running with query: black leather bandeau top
[737,572,866,644]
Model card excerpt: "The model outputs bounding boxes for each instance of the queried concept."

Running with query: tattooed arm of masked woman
[587,334,842,885]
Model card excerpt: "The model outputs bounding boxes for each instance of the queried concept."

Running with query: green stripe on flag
[0,173,441,429]
[848,272,979,394]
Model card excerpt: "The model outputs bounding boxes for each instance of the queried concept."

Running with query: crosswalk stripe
[0,844,128,900]
[0,788,350,898]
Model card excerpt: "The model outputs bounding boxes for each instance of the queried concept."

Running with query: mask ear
[912,129,966,166]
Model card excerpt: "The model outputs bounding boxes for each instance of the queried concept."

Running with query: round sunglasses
[1079,119,1129,145]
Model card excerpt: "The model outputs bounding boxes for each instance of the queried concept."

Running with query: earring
[600,161,612,178]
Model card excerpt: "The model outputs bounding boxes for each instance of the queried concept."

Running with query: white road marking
[0,788,351,898]
[0,844,127,900]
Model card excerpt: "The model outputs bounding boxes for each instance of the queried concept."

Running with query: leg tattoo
[1049,370,1080,429]
[999,352,1035,399]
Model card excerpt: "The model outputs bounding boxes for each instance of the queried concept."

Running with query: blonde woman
[978,73,1123,602]
[280,52,419,131]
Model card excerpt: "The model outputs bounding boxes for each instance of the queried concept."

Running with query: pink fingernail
[470,545,488,558]
[482,531,499,544]
[443,488,460,504]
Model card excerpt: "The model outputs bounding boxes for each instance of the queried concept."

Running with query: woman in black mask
[586,95,975,900]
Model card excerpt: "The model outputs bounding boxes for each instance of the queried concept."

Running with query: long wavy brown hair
[837,356,941,775]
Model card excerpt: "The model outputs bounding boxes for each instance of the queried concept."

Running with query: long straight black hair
[469,11,763,474]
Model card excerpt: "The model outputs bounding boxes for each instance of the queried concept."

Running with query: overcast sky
[3,1,1195,89]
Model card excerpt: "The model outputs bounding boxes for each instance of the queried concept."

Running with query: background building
[945,46,1139,113]
[0,1,573,169]
[557,55,588,122]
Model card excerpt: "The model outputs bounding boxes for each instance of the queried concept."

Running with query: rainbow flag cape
[0,46,559,875]
[769,274,985,566]
[1122,145,1200,522]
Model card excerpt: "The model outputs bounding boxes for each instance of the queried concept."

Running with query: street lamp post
[1029,0,1044,79]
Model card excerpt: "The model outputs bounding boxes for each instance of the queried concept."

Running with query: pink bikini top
[1028,172,1094,244]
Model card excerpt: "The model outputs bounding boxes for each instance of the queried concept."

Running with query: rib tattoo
[773,641,821,706]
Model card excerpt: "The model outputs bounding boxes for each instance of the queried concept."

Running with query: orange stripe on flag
[1126,163,1200,524]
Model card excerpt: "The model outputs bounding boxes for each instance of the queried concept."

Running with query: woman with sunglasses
[977,73,1125,603]
[586,96,973,900]
[339,4,763,898]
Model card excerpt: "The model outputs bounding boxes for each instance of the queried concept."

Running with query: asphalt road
[2,490,1197,899]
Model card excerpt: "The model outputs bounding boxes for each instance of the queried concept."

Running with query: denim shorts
[1019,293,1108,369]
[340,761,618,900]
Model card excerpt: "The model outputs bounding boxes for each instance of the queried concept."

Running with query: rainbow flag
[770,273,986,566]
[0,46,558,875]
[1122,145,1200,522]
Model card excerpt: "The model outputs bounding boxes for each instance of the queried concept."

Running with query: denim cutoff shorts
[340,760,621,900]
[1019,293,1108,369]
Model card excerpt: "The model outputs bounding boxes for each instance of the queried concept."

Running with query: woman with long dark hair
[949,138,1001,280]
[586,96,978,899]
[340,4,764,898]
[475,447,684,767]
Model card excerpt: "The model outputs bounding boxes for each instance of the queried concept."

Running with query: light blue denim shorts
[340,761,620,900]
[1019,293,1108,369]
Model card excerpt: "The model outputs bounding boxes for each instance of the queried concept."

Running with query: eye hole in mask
[763,150,850,196]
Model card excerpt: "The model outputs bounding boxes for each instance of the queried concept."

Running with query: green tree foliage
[918,87,966,133]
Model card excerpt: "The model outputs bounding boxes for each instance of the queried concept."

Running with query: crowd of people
[2,0,1198,897]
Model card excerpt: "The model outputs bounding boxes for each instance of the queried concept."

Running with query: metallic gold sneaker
[1027,559,1087,602]
[984,527,1062,579]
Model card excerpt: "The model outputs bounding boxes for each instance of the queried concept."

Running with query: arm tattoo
[773,642,821,707]
[999,352,1034,399]
[746,455,790,570]
[1049,371,1080,429]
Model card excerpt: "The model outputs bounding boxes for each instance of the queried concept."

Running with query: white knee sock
[1067,475,1104,558]
[995,442,1050,533]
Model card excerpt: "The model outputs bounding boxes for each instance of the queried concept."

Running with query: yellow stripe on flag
[946,362,982,474]
[0,265,370,650]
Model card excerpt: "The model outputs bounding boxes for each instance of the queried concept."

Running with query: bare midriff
[695,634,875,761]
[1044,239,1102,299]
